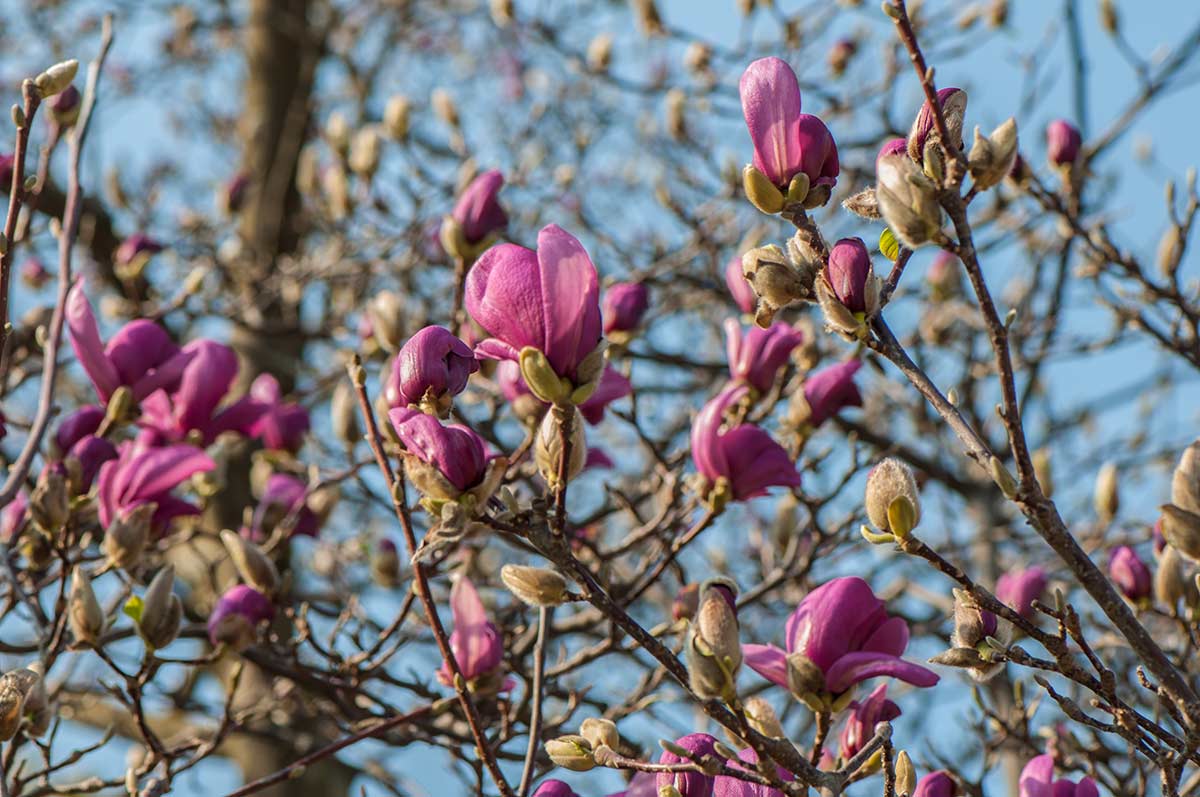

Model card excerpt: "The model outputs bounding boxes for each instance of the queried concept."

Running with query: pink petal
[536,224,601,378]
[740,57,802,186]
[742,643,789,689]
[824,651,939,693]
[66,279,119,401]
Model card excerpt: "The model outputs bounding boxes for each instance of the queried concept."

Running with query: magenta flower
[96,443,214,534]
[54,405,105,457]
[691,384,800,502]
[802,360,863,427]
[603,281,650,336]
[724,320,804,394]
[207,584,275,650]
[533,781,580,797]
[839,683,900,760]
[725,255,756,314]
[139,340,265,446]
[466,224,603,383]
[1046,120,1082,167]
[384,325,479,410]
[1,493,28,541]
[878,138,907,160]
[1019,755,1098,797]
[713,748,792,797]
[115,233,164,267]
[995,566,1047,620]
[453,170,508,245]
[496,360,630,425]
[245,473,322,540]
[1109,546,1151,602]
[388,407,492,497]
[60,435,118,492]
[657,733,720,797]
[913,772,956,797]
[739,57,839,190]
[67,279,193,403]
[437,576,505,687]
[908,87,967,162]
[827,238,872,314]
[743,576,939,697]
[246,374,310,453]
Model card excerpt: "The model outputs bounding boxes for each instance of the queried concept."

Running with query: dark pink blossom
[208,584,275,650]
[996,566,1047,619]
[725,255,756,314]
[602,281,650,335]
[827,238,872,314]
[453,170,508,244]
[389,408,490,493]
[657,732,719,797]
[908,87,966,162]
[1019,755,1098,797]
[533,782,580,797]
[1046,120,1082,167]
[914,772,956,797]
[839,683,900,760]
[743,576,939,696]
[114,233,164,267]
[724,320,804,394]
[713,747,792,797]
[384,325,479,408]
[691,384,800,501]
[248,473,321,540]
[247,374,311,453]
[436,576,505,687]
[802,360,863,427]
[96,442,214,535]
[496,360,630,425]
[878,138,907,159]
[1108,546,1151,602]
[739,57,839,189]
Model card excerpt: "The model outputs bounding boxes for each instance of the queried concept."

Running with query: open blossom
[714,748,793,797]
[139,340,265,446]
[691,384,801,503]
[452,169,508,245]
[465,224,603,385]
[114,233,164,267]
[389,407,500,502]
[801,359,863,428]
[67,278,193,403]
[1019,755,1098,797]
[384,325,479,411]
[725,254,757,314]
[658,733,720,797]
[907,87,967,163]
[724,320,804,394]
[207,584,275,650]
[996,566,1047,619]
[247,473,321,541]
[602,281,650,336]
[826,238,873,314]
[96,443,214,534]
[437,576,506,687]
[1046,119,1082,167]
[744,576,939,698]
[839,683,900,760]
[914,772,956,797]
[247,374,310,453]
[1109,546,1151,602]
[739,57,839,190]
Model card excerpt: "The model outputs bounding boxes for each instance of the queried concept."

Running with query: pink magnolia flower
[827,238,872,314]
[603,281,650,336]
[1046,120,1082,167]
[996,566,1047,619]
[914,772,956,797]
[437,576,505,687]
[247,374,310,453]
[208,584,275,650]
[139,340,265,446]
[1,493,28,541]
[878,137,907,159]
[54,405,105,457]
[20,258,49,288]
[96,443,215,534]
[743,576,939,697]
[725,255,756,314]
[1108,546,1151,602]
[533,781,580,797]
[1019,755,1098,797]
[453,170,508,245]
[606,773,657,797]
[691,384,800,502]
[908,87,967,163]
[247,473,322,541]
[724,320,804,394]
[739,57,839,190]
[115,233,164,267]
[713,748,792,797]
[384,325,479,409]
[657,733,720,797]
[51,408,118,491]
[495,359,631,425]
[839,683,900,760]
[389,408,491,496]
[465,224,603,383]
[67,279,193,403]
[802,360,863,427]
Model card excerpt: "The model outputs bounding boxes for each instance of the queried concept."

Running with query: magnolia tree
[1,0,1199,795]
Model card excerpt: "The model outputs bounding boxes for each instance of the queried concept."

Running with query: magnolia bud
[367,291,405,352]
[587,33,613,73]
[545,735,595,771]
[34,60,79,98]
[1171,441,1200,515]
[1094,461,1119,525]
[348,125,382,179]
[104,504,154,570]
[842,187,881,220]
[864,458,921,539]
[1032,448,1054,497]
[324,112,351,156]
[1160,504,1200,561]
[1156,544,1197,613]
[665,88,687,141]
[535,407,587,489]
[500,564,569,607]
[685,579,741,702]
[431,88,459,128]
[0,668,42,742]
[895,751,917,797]
[1157,226,1184,277]
[742,165,785,215]
[743,696,785,738]
[967,118,1018,191]
[331,380,360,446]
[990,457,1018,499]
[29,469,69,534]
[221,530,280,594]
[383,95,411,140]
[69,566,106,646]
[580,718,620,752]
[875,155,942,248]
[138,565,182,650]
[785,651,826,701]
[371,539,401,588]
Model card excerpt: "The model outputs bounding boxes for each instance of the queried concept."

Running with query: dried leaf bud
[500,564,570,607]
[1032,448,1054,497]
[431,88,459,128]
[138,565,182,650]
[367,290,405,352]
[69,566,106,646]
[1094,461,1119,525]
[29,469,69,534]
[221,530,280,594]
[383,95,410,140]
[34,60,79,98]
[843,187,881,220]
[967,118,1018,191]
[348,125,383,179]
[323,111,351,156]
[1171,440,1200,515]
[545,735,596,771]
[684,42,712,74]
[103,504,154,570]
[1099,0,1118,34]
[587,33,614,73]
[580,718,620,752]
[895,751,917,797]
[1155,544,1197,612]
[331,380,360,446]
[685,578,741,702]
[535,407,587,489]
[1160,504,1200,561]
[743,696,785,738]
[864,458,921,538]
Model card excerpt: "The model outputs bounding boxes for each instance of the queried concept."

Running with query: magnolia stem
[518,606,550,796]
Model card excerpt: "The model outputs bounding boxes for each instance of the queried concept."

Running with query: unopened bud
[743,696,785,738]
[587,33,614,73]
[1093,461,1119,524]
[545,735,595,771]
[1032,448,1053,497]
[968,118,1018,191]
[138,565,182,650]
[895,751,917,797]
[1099,0,1118,34]
[1171,440,1200,515]
[535,407,587,489]
[843,187,881,220]
[431,88,459,128]
[383,95,411,140]
[989,457,1018,499]
[103,504,154,570]
[367,291,405,352]
[500,564,569,606]
[29,469,69,533]
[580,717,620,751]
[864,458,921,538]
[1157,226,1184,277]
[1160,504,1200,561]
[348,125,382,179]
[685,578,741,702]
[69,566,106,646]
[785,651,826,702]
[324,112,351,156]
[34,60,79,98]
[106,385,136,426]
[221,530,280,594]
[665,88,686,141]
[331,380,360,445]
[519,347,570,404]
[370,539,401,587]
[875,155,941,248]
[1156,544,1197,612]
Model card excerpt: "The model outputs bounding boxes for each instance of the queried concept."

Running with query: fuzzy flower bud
[967,118,1018,191]
[500,564,570,607]
[685,578,742,702]
[535,407,587,489]
[907,87,967,163]
[220,529,280,595]
[1109,546,1151,604]
[69,566,106,646]
[137,565,183,650]
[580,717,620,752]
[876,153,942,248]
[103,503,154,571]
[208,585,276,651]
[1094,461,1119,524]
[864,458,921,539]
[545,735,596,772]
